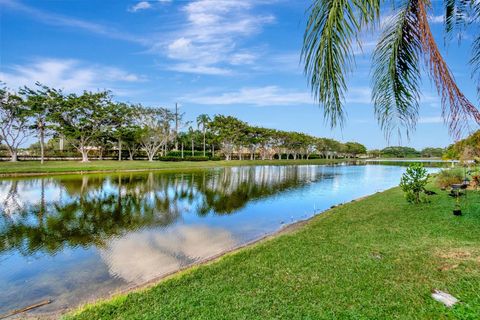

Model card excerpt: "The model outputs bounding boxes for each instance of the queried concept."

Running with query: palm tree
[197,114,211,157]
[302,0,480,140]
[188,125,195,156]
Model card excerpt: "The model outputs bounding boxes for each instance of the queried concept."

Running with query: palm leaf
[417,0,480,137]
[371,0,421,140]
[302,0,379,128]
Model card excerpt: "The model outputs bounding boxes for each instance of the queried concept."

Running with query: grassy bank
[0,159,348,176]
[66,186,480,319]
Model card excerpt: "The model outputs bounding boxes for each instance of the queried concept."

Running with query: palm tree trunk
[203,130,206,157]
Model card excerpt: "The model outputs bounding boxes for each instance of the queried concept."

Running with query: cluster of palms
[0,83,367,163]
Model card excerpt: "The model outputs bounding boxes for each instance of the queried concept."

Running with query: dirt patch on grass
[436,248,480,271]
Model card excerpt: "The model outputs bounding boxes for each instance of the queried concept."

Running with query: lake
[0,164,437,316]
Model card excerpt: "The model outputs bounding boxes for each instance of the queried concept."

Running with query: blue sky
[0,0,479,149]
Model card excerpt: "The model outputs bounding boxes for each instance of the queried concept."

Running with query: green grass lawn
[0,159,347,176]
[66,186,480,319]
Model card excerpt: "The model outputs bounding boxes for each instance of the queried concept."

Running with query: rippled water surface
[0,164,436,315]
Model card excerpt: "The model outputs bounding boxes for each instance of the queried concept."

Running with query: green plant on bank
[399,164,429,203]
[435,168,464,189]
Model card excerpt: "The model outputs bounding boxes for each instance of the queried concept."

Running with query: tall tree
[302,0,480,139]
[139,107,174,161]
[209,115,247,161]
[50,90,112,162]
[0,86,30,162]
[173,103,186,150]
[196,114,211,157]
[110,102,137,161]
[20,84,59,164]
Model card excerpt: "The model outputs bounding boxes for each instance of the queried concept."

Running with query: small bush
[210,156,222,161]
[399,164,429,204]
[159,156,183,162]
[184,156,209,161]
[167,151,212,157]
[435,168,464,188]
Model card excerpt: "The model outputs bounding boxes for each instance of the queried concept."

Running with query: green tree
[302,0,480,138]
[399,164,429,203]
[109,102,138,161]
[381,146,420,158]
[196,114,211,157]
[138,107,174,161]
[443,130,480,160]
[20,84,60,164]
[50,90,113,162]
[344,142,367,158]
[420,147,444,158]
[0,85,30,162]
[209,115,247,161]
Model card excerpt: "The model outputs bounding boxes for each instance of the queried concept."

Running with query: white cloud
[346,87,372,104]
[102,225,235,284]
[428,15,444,24]
[229,53,257,65]
[168,63,232,75]
[161,0,275,75]
[129,1,152,12]
[0,58,144,94]
[183,86,313,106]
[184,85,375,107]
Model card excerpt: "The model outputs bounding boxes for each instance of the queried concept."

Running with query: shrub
[159,156,183,162]
[435,168,464,188]
[399,164,429,204]
[167,151,212,157]
[210,156,222,161]
[184,156,209,161]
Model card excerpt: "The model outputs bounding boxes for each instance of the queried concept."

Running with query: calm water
[0,164,436,315]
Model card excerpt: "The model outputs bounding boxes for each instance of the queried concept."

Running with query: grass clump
[435,168,464,188]
[65,186,480,320]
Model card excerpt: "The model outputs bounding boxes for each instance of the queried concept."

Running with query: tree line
[367,146,445,159]
[0,83,369,163]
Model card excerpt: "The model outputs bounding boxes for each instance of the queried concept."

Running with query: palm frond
[417,0,480,137]
[302,0,379,128]
[444,0,471,39]
[371,0,421,140]
[470,1,480,99]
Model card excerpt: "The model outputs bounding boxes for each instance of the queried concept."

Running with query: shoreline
[0,159,351,178]
[19,191,375,320]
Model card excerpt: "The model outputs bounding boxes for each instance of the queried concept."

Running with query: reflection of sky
[101,225,235,284]
[0,165,440,314]
[0,179,63,217]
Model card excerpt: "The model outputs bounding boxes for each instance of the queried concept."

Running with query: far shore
[0,158,454,178]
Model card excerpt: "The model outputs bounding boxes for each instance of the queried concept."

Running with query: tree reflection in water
[0,165,331,257]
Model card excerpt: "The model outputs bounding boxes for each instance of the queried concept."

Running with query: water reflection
[0,166,326,257]
[103,225,235,284]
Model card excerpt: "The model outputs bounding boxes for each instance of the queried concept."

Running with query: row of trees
[367,146,445,158]
[1,84,367,163]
